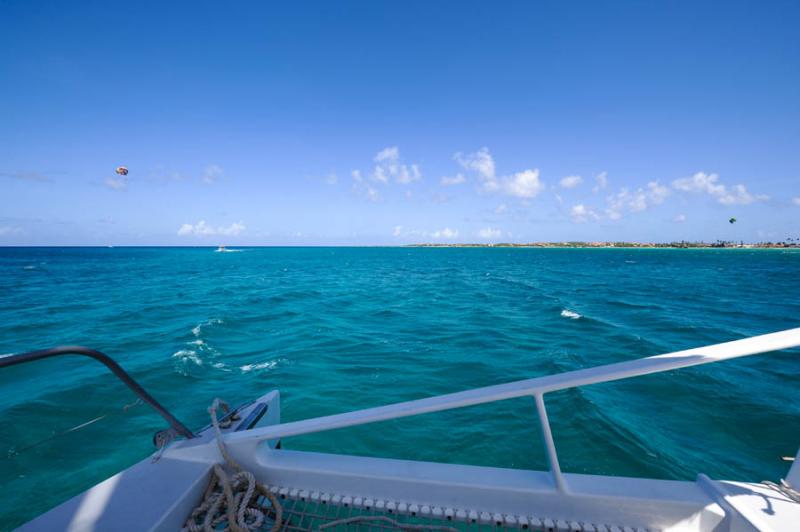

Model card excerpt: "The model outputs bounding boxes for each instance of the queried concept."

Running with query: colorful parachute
[115,166,129,176]
[729,217,737,224]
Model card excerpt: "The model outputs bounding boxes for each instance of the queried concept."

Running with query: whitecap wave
[212,362,232,372]
[192,318,223,337]
[172,349,202,366]
[240,360,278,373]
[560,309,582,319]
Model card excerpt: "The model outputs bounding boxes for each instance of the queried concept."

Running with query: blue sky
[1,1,799,245]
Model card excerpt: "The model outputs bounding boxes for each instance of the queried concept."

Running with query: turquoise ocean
[1,247,799,528]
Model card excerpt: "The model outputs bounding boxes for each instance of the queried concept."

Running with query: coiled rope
[182,399,282,532]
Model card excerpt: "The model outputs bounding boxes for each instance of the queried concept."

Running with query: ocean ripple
[0,247,799,529]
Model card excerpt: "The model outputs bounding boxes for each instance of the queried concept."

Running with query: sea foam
[192,318,224,337]
[240,360,278,373]
[172,349,202,365]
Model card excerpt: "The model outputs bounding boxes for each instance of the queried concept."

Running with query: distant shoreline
[408,241,799,249]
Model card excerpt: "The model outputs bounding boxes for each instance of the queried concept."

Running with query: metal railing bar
[225,327,800,444]
[535,393,566,492]
[0,346,195,439]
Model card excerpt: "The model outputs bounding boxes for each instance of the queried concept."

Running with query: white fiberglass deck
[18,328,800,531]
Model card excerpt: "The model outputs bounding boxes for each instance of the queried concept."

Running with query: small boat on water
[2,329,799,531]
[215,245,242,253]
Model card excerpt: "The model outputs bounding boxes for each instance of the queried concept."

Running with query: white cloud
[177,221,245,237]
[397,165,421,184]
[365,186,380,202]
[370,146,421,185]
[455,147,498,191]
[672,172,725,195]
[431,227,459,239]
[202,164,224,184]
[375,146,398,162]
[104,177,127,190]
[351,169,380,201]
[0,225,23,236]
[373,165,388,184]
[793,197,800,206]
[671,172,767,205]
[393,226,462,240]
[717,184,767,205]
[351,147,422,199]
[321,173,338,185]
[674,214,687,222]
[477,227,502,239]
[391,226,424,238]
[495,203,507,214]
[592,171,608,193]
[453,147,543,199]
[559,175,583,189]
[570,204,599,223]
[454,147,495,180]
[645,181,671,206]
[503,169,544,198]
[606,181,670,219]
[440,173,466,186]
[0,170,49,181]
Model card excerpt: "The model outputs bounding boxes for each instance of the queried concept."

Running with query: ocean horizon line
[1,242,798,249]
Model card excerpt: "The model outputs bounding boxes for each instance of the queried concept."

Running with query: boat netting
[256,491,609,532]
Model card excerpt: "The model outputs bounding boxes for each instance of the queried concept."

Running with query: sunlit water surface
[1,247,798,528]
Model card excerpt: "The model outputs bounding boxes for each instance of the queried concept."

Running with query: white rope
[182,399,282,532]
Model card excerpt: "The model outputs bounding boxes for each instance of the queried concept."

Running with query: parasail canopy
[115,166,128,176]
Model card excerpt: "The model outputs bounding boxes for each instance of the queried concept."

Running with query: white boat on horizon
[215,245,242,253]
[2,329,799,531]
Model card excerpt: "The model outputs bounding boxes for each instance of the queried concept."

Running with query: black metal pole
[0,346,195,439]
